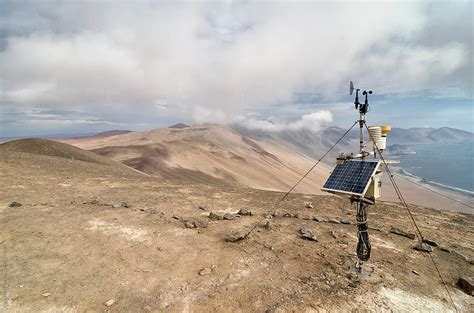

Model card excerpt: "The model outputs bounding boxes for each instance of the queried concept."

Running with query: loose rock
[299,228,317,241]
[264,221,272,230]
[223,213,235,221]
[327,218,340,224]
[148,208,157,215]
[208,212,222,221]
[390,227,416,240]
[413,243,433,253]
[412,270,420,275]
[422,238,439,247]
[194,218,209,229]
[112,203,122,208]
[104,299,116,307]
[457,276,474,296]
[199,268,212,276]
[439,246,451,253]
[8,201,22,208]
[340,220,351,225]
[238,208,252,216]
[184,221,196,229]
[224,231,245,242]
[304,202,313,209]
[121,202,130,208]
[198,205,207,210]
[42,292,51,297]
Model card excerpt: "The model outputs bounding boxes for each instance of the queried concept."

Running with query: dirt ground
[1,150,473,312]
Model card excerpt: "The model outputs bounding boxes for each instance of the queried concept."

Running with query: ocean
[392,140,474,195]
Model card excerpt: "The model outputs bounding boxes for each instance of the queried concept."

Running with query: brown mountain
[63,124,330,194]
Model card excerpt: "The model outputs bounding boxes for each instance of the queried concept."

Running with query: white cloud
[0,1,471,135]
[238,110,333,132]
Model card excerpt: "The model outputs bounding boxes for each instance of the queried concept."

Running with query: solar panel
[321,159,380,197]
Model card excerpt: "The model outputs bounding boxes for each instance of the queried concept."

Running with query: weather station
[321,81,396,261]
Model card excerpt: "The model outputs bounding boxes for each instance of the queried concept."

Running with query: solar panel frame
[321,159,380,197]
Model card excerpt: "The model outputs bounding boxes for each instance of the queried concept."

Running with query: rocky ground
[1,148,473,312]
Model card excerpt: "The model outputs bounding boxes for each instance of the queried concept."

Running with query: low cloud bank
[238,111,333,132]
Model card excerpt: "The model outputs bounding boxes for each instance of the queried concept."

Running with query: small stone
[340,220,351,225]
[330,230,338,239]
[208,212,222,221]
[224,231,245,242]
[304,202,313,209]
[313,217,321,222]
[439,246,451,253]
[198,205,207,210]
[264,221,272,230]
[112,203,121,208]
[148,208,157,214]
[121,202,130,208]
[273,209,284,217]
[413,243,433,253]
[457,276,474,296]
[264,213,272,219]
[412,270,420,275]
[184,221,196,229]
[104,299,115,307]
[8,201,22,208]
[223,213,235,220]
[283,212,295,218]
[194,218,209,229]
[238,208,251,216]
[422,238,439,247]
[42,292,51,297]
[390,227,416,240]
[172,215,180,220]
[299,228,317,241]
[199,268,212,276]
[327,219,340,224]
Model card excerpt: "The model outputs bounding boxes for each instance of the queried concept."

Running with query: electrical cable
[241,121,359,240]
[364,123,458,312]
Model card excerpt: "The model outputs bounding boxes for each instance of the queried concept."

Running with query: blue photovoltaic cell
[322,159,379,196]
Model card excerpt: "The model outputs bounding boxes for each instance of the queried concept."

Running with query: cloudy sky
[0,0,472,137]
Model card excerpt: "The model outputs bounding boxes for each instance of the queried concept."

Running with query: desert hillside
[1,139,473,312]
[63,125,331,195]
[63,124,474,212]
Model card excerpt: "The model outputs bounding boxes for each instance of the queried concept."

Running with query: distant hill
[0,138,126,167]
[71,130,133,139]
[388,127,472,144]
[63,125,330,193]
[231,124,359,161]
[169,123,190,129]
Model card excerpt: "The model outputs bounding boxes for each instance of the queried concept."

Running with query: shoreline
[394,166,474,198]
[379,167,473,215]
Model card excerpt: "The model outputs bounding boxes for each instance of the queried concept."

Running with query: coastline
[379,167,474,215]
